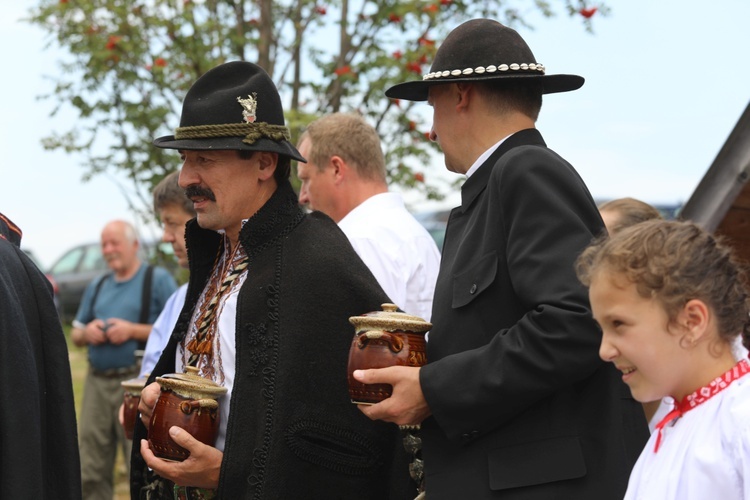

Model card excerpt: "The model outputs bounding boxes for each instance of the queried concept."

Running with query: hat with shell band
[385,18,584,102]
[153,60,306,162]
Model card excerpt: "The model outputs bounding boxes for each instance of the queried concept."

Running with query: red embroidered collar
[653,358,750,452]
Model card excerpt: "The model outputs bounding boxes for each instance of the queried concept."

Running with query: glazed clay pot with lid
[148,365,228,461]
[347,303,431,405]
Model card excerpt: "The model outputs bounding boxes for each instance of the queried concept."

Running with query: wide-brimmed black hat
[154,61,305,162]
[386,19,584,101]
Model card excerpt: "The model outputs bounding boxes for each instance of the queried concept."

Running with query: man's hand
[80,319,108,346]
[105,317,133,344]
[118,402,125,428]
[354,366,431,426]
[140,428,223,489]
[138,382,161,428]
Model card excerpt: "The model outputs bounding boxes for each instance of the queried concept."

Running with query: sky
[3,0,750,269]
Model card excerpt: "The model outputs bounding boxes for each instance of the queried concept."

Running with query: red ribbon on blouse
[653,358,750,452]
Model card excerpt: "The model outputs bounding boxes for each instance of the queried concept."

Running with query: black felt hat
[154,61,305,162]
[386,19,584,101]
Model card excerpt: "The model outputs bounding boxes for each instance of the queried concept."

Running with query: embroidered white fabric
[626,364,750,500]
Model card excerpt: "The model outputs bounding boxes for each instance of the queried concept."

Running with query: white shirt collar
[465,134,512,178]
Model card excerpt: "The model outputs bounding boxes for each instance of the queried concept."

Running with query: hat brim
[153,135,306,163]
[385,73,585,101]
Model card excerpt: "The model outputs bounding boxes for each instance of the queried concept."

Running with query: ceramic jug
[148,366,227,461]
[347,303,431,404]
[121,375,148,440]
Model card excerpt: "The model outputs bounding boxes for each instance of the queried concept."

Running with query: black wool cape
[131,181,414,500]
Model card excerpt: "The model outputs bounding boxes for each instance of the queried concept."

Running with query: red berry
[406,62,422,74]
[579,7,597,18]
[333,65,352,76]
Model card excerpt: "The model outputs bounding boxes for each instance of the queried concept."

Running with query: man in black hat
[130,61,413,499]
[354,19,649,499]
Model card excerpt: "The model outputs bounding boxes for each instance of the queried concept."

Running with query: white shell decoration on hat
[423,62,545,81]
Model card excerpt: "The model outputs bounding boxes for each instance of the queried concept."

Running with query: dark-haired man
[138,170,197,377]
[131,61,413,499]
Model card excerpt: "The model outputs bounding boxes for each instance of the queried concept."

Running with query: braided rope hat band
[174,122,292,145]
[154,61,306,162]
[386,19,584,102]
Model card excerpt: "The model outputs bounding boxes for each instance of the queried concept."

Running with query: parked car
[414,203,681,254]
[48,240,176,322]
[22,248,61,317]
[413,209,451,252]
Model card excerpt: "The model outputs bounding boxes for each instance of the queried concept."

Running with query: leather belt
[90,365,140,379]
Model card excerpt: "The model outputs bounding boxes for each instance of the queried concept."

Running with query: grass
[65,325,131,499]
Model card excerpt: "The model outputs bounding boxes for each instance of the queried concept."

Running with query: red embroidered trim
[653,358,750,452]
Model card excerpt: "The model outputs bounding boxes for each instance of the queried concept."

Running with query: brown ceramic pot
[121,375,148,440]
[148,366,227,461]
[347,303,431,404]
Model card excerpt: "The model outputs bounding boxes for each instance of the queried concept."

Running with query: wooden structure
[680,100,750,262]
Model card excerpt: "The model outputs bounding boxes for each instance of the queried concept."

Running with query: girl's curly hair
[576,219,750,351]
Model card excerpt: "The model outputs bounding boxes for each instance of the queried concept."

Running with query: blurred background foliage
[28,0,605,222]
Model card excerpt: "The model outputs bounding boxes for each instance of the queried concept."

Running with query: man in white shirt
[140,170,196,376]
[296,112,441,321]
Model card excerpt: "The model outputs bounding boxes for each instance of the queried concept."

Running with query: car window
[50,247,85,274]
[80,244,107,273]
[22,249,43,269]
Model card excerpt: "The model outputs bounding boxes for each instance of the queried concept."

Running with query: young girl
[576,219,750,499]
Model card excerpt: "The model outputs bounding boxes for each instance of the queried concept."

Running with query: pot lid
[156,365,228,397]
[121,375,148,392]
[349,303,432,333]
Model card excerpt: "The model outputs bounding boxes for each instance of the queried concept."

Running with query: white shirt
[338,192,441,321]
[626,365,750,500]
[140,284,188,377]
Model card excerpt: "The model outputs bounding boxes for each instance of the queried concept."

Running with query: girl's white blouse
[625,374,750,500]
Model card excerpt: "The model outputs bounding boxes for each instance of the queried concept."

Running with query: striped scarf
[186,253,249,367]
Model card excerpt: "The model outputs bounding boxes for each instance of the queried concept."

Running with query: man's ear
[455,82,474,111]
[330,155,348,185]
[256,151,278,180]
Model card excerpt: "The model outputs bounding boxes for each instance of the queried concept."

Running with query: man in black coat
[0,213,82,499]
[354,19,649,499]
[130,61,413,499]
